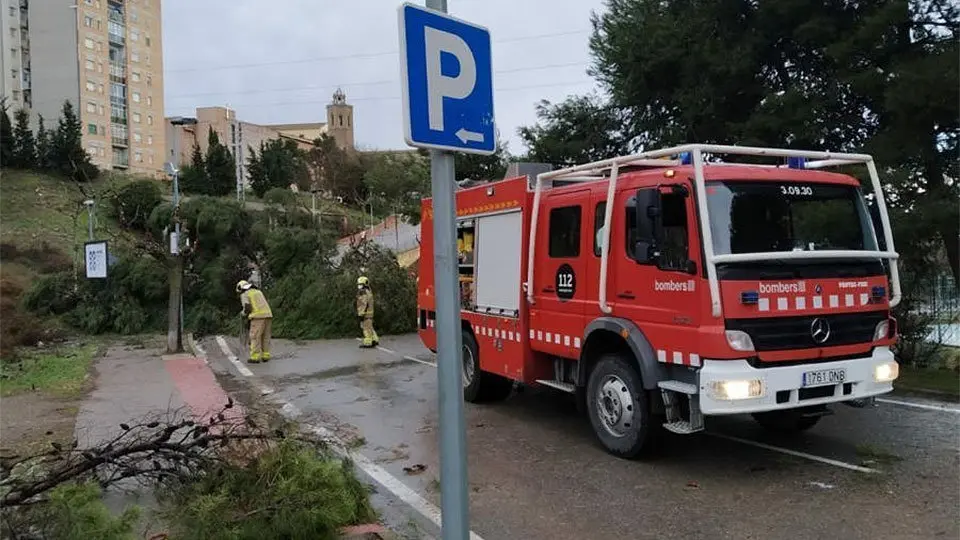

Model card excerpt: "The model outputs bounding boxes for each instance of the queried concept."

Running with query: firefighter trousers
[249,317,272,362]
[360,316,379,347]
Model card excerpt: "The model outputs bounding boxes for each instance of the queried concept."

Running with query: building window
[10,28,16,38]
[131,71,140,82]
[98,105,105,115]
[148,155,153,164]
[145,36,151,47]
[133,112,141,123]
[88,123,97,135]
[99,147,105,156]
[9,6,15,16]
[146,75,152,86]
[130,29,139,41]
[132,92,140,103]
[339,115,343,127]
[84,15,93,27]
[548,206,582,258]
[84,0,92,4]
[85,59,95,70]
[87,143,98,156]
[86,80,96,91]
[99,125,105,135]
[133,132,142,143]
[147,135,153,145]
[96,19,102,30]
[86,102,97,113]
[147,115,153,125]
[131,51,139,63]
[146,96,152,106]
[98,83,104,94]
[84,38,94,49]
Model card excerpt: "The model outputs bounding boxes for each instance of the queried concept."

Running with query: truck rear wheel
[751,410,821,433]
[585,353,661,459]
[461,329,512,403]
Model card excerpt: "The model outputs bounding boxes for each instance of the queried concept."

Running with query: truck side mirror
[634,188,662,263]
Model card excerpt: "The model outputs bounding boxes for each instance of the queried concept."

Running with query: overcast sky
[161,0,605,154]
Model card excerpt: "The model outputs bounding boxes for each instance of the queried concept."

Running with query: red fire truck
[417,144,901,458]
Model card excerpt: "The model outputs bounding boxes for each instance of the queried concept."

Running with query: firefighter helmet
[235,280,252,293]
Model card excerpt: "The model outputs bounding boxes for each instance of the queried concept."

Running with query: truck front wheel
[586,353,661,459]
[461,329,512,403]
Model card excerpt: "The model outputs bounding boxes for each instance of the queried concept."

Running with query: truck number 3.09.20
[781,185,814,196]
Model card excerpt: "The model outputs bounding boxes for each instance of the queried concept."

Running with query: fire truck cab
[417,144,901,459]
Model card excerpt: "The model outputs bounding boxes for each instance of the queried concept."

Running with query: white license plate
[802,368,847,388]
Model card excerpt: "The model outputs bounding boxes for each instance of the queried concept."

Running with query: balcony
[109,63,125,81]
[108,31,125,46]
[111,125,129,147]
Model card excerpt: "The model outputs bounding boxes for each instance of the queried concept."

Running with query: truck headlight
[874,361,899,383]
[711,379,763,400]
[873,320,890,341]
[725,330,755,352]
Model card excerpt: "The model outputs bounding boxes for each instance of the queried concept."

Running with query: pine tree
[35,114,51,170]
[11,108,37,168]
[203,127,235,197]
[0,98,13,167]
[51,100,98,182]
[179,141,207,194]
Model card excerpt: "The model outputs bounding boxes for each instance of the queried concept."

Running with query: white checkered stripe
[529,329,582,349]
[756,293,872,312]
[476,325,522,343]
[656,349,701,367]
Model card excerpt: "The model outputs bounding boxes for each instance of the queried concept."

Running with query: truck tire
[585,353,661,459]
[751,410,821,433]
[461,329,512,403]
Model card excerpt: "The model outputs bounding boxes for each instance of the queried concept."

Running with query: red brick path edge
[165,353,399,540]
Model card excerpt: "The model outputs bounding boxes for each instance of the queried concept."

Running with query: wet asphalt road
[201,334,959,540]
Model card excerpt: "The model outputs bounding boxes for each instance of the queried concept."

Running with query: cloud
[162,0,604,154]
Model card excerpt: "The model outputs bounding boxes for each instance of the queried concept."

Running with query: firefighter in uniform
[236,280,273,363]
[356,276,379,348]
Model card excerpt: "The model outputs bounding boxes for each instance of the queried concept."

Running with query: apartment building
[1,0,165,176]
[0,0,30,110]
[166,89,356,190]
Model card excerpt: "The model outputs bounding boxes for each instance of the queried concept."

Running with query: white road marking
[876,397,960,413]
[187,334,209,364]
[215,335,254,377]
[377,346,396,354]
[709,433,880,474]
[215,337,483,540]
[403,354,437,368]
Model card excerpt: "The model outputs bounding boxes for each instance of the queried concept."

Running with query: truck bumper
[698,346,897,415]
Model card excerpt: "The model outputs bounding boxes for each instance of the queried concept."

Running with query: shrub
[109,179,163,230]
[161,440,374,540]
[4,482,140,540]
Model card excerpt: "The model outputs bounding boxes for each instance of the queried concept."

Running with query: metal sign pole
[399,1,495,535]
[423,5,470,539]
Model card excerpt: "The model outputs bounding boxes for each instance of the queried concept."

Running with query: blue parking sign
[398,3,496,155]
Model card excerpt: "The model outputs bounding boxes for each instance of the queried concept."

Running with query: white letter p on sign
[424,26,476,132]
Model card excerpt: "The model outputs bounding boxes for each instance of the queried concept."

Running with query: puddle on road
[273,357,418,385]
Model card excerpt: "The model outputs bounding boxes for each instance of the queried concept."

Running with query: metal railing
[526,143,901,318]
[109,63,125,79]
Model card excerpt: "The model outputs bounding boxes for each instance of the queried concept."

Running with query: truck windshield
[706,181,877,255]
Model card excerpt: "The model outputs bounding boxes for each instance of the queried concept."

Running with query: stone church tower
[326,88,355,150]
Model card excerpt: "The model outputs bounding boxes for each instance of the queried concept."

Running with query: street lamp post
[165,116,198,354]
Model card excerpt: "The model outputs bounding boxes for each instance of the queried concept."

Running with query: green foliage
[180,141,210,195]
[0,98,13,166]
[203,128,236,197]
[363,152,429,225]
[248,138,311,197]
[161,440,375,540]
[109,179,163,230]
[35,114,52,170]
[307,134,365,201]
[0,343,97,397]
[10,482,141,540]
[24,271,78,315]
[11,108,36,168]
[263,186,299,208]
[518,93,627,166]
[50,100,99,182]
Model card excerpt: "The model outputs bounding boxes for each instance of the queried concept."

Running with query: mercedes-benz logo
[810,318,831,344]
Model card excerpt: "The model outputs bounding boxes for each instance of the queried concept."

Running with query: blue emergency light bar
[787,156,806,169]
[871,286,886,299]
[678,152,693,165]
[740,291,759,305]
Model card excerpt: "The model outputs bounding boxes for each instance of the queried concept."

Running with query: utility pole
[83,199,95,240]
[165,116,198,354]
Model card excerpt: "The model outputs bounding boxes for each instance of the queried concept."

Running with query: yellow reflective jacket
[356,289,374,318]
[241,289,272,319]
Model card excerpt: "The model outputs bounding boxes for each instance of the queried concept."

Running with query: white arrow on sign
[455,128,484,144]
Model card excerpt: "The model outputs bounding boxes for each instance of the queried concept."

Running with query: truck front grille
[726,311,886,352]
